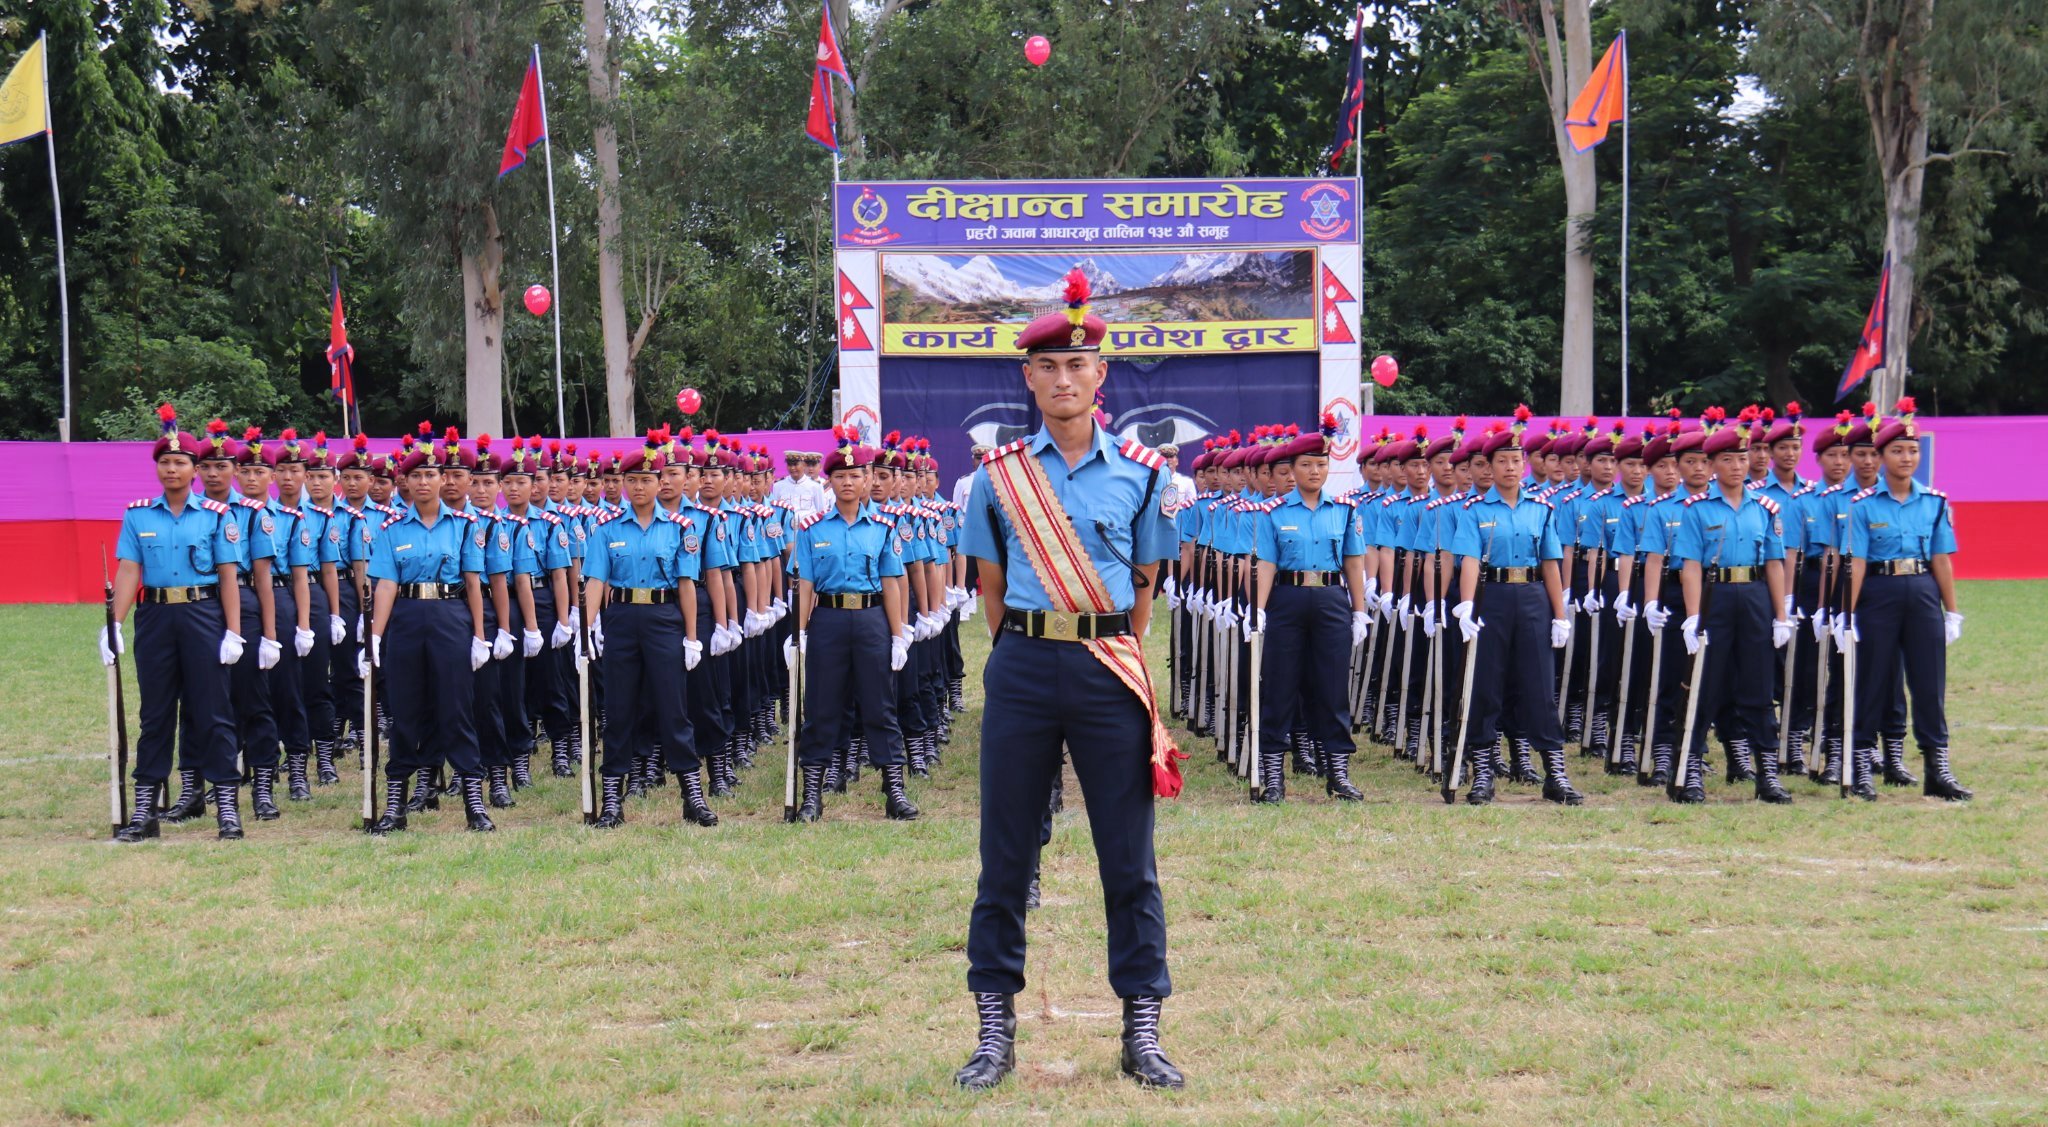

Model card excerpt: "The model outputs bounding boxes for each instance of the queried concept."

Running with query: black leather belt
[521,573,547,588]
[1276,570,1341,587]
[1870,559,1929,577]
[398,582,465,599]
[1482,566,1538,584]
[1002,609,1131,641]
[1707,566,1758,583]
[143,585,218,604]
[818,592,880,610]
[240,574,291,589]
[609,586,676,605]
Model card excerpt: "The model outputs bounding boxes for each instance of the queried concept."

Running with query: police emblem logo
[225,520,240,544]
[575,526,586,542]
[685,535,700,553]
[361,527,373,544]
[475,531,487,548]
[716,524,726,540]
[300,528,313,547]
[260,516,275,535]
[499,532,512,553]
[892,538,903,556]
[329,527,342,544]
[744,525,757,541]
[557,532,570,549]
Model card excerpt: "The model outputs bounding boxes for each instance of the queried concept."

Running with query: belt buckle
[1506,567,1527,583]
[163,587,191,605]
[1726,566,1752,583]
[1043,611,1081,641]
[1302,573,1325,587]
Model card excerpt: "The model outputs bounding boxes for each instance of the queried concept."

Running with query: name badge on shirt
[1280,525,1298,532]
[1869,522,1889,529]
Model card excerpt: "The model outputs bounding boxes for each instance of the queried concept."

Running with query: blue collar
[1028,422,1112,469]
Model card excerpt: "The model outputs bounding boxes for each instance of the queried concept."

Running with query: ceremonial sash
[984,445,1188,797]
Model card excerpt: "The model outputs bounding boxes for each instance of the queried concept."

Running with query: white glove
[294,626,315,657]
[591,614,606,658]
[918,613,938,642]
[1944,610,1963,645]
[1377,591,1395,620]
[1421,601,1440,638]
[1811,608,1830,642]
[573,633,590,672]
[1218,602,1239,632]
[258,636,282,670]
[1350,611,1369,647]
[709,624,732,656]
[962,596,978,621]
[98,624,124,666]
[1773,618,1795,648]
[1645,600,1671,631]
[220,631,245,666]
[1562,588,1578,614]
[356,650,369,678]
[683,637,703,671]
[1245,608,1265,636]
[1614,592,1637,624]
[1396,594,1412,625]
[329,615,347,645]
[370,633,383,668]
[742,610,764,638]
[1781,594,1797,621]
[355,613,366,641]
[522,628,543,658]
[1832,613,1858,649]
[890,634,909,671]
[1550,617,1571,650]
[470,635,491,671]
[1583,589,1604,614]
[1365,577,1380,605]
[1681,615,1704,655]
[566,605,582,637]
[492,628,515,661]
[1453,600,1481,642]
[1161,577,1178,604]
[783,631,807,665]
[551,619,575,649]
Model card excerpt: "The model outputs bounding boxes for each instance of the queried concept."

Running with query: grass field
[2,582,2045,1125]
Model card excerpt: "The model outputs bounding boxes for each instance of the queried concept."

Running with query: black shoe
[595,776,625,828]
[1253,748,1285,803]
[550,737,574,778]
[371,777,409,835]
[1923,748,1973,802]
[823,752,844,794]
[510,755,533,790]
[1847,745,1879,801]
[626,758,649,799]
[214,785,245,840]
[883,763,920,820]
[1754,751,1793,804]
[251,766,282,820]
[1325,752,1363,802]
[114,783,161,843]
[954,993,1016,1091]
[1118,996,1185,1089]
[1818,739,1843,785]
[404,767,440,813]
[1724,739,1756,784]
[461,775,496,832]
[1883,737,1920,787]
[1540,748,1583,806]
[708,754,734,798]
[489,766,516,809]
[797,764,825,823]
[313,741,339,786]
[680,769,720,827]
[1466,779,1494,805]
[1511,739,1543,786]
[162,770,206,823]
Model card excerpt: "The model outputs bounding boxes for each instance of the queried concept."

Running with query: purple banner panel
[838,178,1359,250]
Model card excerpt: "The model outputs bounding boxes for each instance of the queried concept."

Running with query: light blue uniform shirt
[960,424,1175,614]
[117,495,239,586]
[1449,487,1562,566]
[793,508,906,593]
[1671,491,1786,567]
[583,507,704,588]
[1846,482,1957,561]
[1252,489,1365,570]
[268,500,318,572]
[368,507,485,584]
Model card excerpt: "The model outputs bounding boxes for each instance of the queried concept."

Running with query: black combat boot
[822,749,844,794]
[594,776,625,828]
[1784,728,1808,780]
[251,766,281,821]
[285,750,312,801]
[1848,744,1878,801]
[550,735,573,777]
[371,776,408,835]
[1587,710,1611,763]
[1466,740,1495,805]
[404,767,440,813]
[162,770,207,823]
[1326,751,1363,802]
[1119,996,1185,1089]
[882,763,920,820]
[1883,736,1919,786]
[214,783,245,840]
[626,755,649,798]
[846,735,867,786]
[488,766,516,809]
[460,775,496,832]
[1724,738,1755,784]
[314,740,339,786]
[1673,742,1707,803]
[954,992,1016,1091]
[1754,740,1793,804]
[1254,747,1286,803]
[1540,747,1583,806]
[797,764,826,822]
[510,754,533,790]
[1293,731,1319,777]
[1614,731,1639,777]
[908,733,929,778]
[1512,738,1543,785]
[114,782,161,843]
[1648,743,1673,788]
[1816,736,1842,785]
[679,768,719,826]
[1923,747,1972,802]
[708,750,733,798]
[1567,701,1586,747]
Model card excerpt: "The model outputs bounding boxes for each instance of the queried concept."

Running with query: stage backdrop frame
[833,177,1365,490]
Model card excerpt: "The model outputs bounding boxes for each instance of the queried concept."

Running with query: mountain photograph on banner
[880,250,1315,357]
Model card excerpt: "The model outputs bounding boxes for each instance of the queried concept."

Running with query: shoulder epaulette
[1820,483,1846,496]
[501,512,529,528]
[669,511,695,529]
[447,507,477,522]
[1753,495,1781,516]
[1683,491,1712,507]
[1380,495,1399,508]
[277,504,303,518]
[379,513,405,531]
[1529,496,1554,509]
[1851,486,1880,503]
[594,510,622,527]
[1117,438,1165,471]
[1745,479,1765,490]
[1259,497,1282,512]
[1426,496,1450,511]
[237,498,266,509]
[535,510,562,526]
[1792,484,1816,499]
[983,439,1030,465]
[128,498,152,510]
[795,511,827,532]
[1929,487,1947,499]
[1589,487,1613,501]
[200,498,230,515]
[1332,494,1359,508]
[872,512,896,528]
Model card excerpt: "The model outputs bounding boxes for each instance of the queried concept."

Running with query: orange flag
[1564,33,1627,152]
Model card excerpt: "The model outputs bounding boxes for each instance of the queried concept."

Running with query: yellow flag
[0,37,49,147]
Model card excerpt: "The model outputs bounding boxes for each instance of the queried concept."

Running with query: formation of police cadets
[101,406,973,842]
[1160,396,1969,807]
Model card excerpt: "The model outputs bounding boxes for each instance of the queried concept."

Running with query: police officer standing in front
[104,405,248,841]
[956,268,1185,1092]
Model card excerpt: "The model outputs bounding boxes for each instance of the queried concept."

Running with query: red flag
[816,6,852,89]
[1837,257,1890,401]
[805,67,838,152]
[1328,6,1366,171]
[498,50,548,177]
[326,270,355,408]
[1564,33,1627,152]
[1319,264,1355,344]
[837,270,872,350]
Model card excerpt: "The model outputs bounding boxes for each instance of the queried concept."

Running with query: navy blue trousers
[1853,572,1948,751]
[228,585,274,764]
[688,587,729,756]
[333,578,363,737]
[1259,583,1356,756]
[267,582,306,758]
[968,633,1170,999]
[135,598,238,785]
[600,600,697,776]
[381,598,480,779]
[797,605,902,766]
[1462,582,1566,754]
[1685,581,1776,760]
[474,601,507,768]
[300,584,335,749]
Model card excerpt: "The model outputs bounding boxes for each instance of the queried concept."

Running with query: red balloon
[676,387,702,415]
[1371,354,1399,388]
[523,284,552,317]
[1024,35,1051,66]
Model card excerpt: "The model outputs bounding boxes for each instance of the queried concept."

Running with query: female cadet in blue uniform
[255,429,318,821]
[1249,414,1369,802]
[1844,399,1970,801]
[364,429,494,833]
[461,436,525,808]
[501,437,576,792]
[1670,407,1797,804]
[582,434,712,829]
[955,270,1185,1093]
[105,405,247,841]
[787,427,917,823]
[1449,413,1581,806]
[297,433,351,794]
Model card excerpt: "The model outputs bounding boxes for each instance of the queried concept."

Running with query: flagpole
[40,34,71,442]
[1619,30,1630,419]
[533,44,567,438]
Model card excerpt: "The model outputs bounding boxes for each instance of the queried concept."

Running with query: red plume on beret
[353,433,368,452]
[678,426,695,443]
[443,426,460,443]
[476,433,493,451]
[1513,404,1531,425]
[157,403,178,433]
[1861,401,1877,418]
[418,420,433,436]
[207,418,228,437]
[1895,396,1916,415]
[1320,412,1339,439]
[280,427,299,443]
[1062,266,1091,310]
[243,426,263,442]
[1412,424,1428,440]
